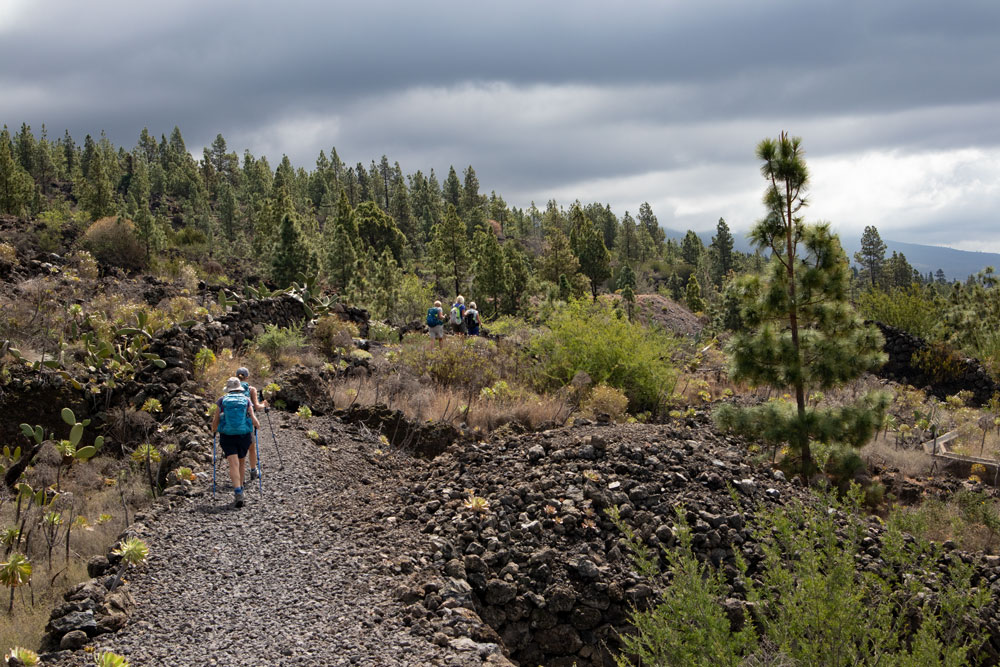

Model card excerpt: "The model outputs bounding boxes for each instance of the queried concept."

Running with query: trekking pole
[265,407,284,469]
[254,429,263,497]
[211,433,217,499]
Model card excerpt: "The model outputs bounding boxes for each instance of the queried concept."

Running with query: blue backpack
[426,307,442,326]
[218,393,252,435]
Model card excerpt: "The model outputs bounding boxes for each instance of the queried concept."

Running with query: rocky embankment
[874,321,999,405]
[391,417,1000,666]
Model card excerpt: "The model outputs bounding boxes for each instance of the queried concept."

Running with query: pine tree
[443,166,462,213]
[715,133,888,480]
[885,251,915,290]
[577,223,612,302]
[616,211,639,265]
[324,223,357,291]
[462,166,485,232]
[617,264,637,292]
[218,182,239,241]
[685,274,704,312]
[271,213,318,287]
[431,204,471,295]
[0,127,35,216]
[710,217,735,287]
[355,200,407,262]
[472,226,510,317]
[371,248,400,321]
[854,225,887,288]
[558,274,572,301]
[637,202,665,254]
[81,150,116,220]
[621,284,636,321]
[503,243,531,315]
[681,230,703,265]
[537,229,580,284]
[128,155,160,261]
[334,189,359,245]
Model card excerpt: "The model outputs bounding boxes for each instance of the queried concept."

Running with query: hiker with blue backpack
[235,367,268,480]
[426,300,446,348]
[464,301,481,336]
[210,377,261,508]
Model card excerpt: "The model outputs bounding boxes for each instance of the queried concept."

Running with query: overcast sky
[2,1,999,250]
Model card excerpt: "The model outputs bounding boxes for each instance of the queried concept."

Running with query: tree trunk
[783,180,810,480]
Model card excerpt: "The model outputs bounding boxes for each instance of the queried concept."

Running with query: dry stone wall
[873,321,999,405]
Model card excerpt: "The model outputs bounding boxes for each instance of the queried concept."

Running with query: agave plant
[4,646,40,666]
[131,443,162,498]
[94,651,130,667]
[108,537,149,592]
[463,494,490,514]
[0,552,32,613]
[0,527,20,555]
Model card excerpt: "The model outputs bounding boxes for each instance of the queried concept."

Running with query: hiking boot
[249,468,258,481]
[234,488,245,508]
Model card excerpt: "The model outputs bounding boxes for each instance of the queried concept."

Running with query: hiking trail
[49,411,490,666]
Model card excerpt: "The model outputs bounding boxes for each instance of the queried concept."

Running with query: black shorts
[219,432,252,459]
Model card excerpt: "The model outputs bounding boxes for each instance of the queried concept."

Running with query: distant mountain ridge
[664,228,1000,282]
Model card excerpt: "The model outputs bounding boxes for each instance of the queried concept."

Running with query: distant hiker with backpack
[465,301,481,336]
[211,377,260,508]
[236,367,267,480]
[450,295,467,335]
[426,300,446,348]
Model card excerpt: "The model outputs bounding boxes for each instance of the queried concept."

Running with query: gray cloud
[2,0,1000,248]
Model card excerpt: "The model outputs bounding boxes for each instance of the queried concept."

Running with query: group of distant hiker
[426,295,480,347]
[210,367,268,508]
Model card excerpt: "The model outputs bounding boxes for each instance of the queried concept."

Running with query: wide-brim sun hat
[225,377,243,393]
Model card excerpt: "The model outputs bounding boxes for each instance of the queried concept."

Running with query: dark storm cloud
[2,0,1000,246]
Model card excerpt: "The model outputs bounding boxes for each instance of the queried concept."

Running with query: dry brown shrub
[862,433,934,478]
[330,372,567,432]
[314,316,360,357]
[581,384,629,422]
[81,216,145,271]
[202,259,224,276]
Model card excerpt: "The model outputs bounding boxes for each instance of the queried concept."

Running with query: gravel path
[61,413,477,666]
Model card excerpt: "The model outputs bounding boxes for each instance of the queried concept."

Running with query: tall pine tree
[715,133,887,480]
[431,204,470,296]
[472,226,510,317]
[271,213,318,287]
[854,225,887,288]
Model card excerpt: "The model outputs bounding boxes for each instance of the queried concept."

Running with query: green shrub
[529,299,678,413]
[367,320,399,343]
[175,227,208,246]
[854,286,942,340]
[612,488,987,666]
[81,216,146,271]
[255,323,306,362]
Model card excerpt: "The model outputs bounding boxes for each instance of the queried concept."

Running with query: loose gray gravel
[59,413,479,666]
